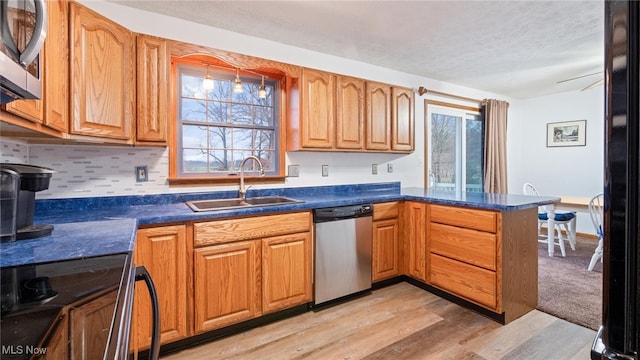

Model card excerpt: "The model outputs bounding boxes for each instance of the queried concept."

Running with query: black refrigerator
[592,1,640,359]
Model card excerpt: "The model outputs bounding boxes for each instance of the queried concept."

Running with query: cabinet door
[70,290,118,360]
[136,35,168,144]
[4,99,43,124]
[404,202,427,282]
[391,87,414,152]
[372,218,399,282]
[300,68,335,148]
[336,76,365,150]
[194,240,261,333]
[70,2,135,141]
[42,312,68,359]
[366,81,391,150]
[42,0,69,132]
[262,232,312,313]
[134,225,188,349]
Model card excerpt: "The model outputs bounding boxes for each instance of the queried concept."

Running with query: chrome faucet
[239,155,265,200]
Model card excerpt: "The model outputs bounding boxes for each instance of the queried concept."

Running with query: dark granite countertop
[1,182,558,267]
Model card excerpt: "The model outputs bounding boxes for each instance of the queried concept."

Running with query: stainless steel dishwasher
[313,204,373,305]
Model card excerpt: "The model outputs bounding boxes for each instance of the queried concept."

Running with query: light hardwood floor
[162,282,595,360]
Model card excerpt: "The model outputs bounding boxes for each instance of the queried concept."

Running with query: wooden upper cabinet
[300,68,335,148]
[2,0,68,133]
[336,76,365,150]
[366,81,391,151]
[391,87,414,152]
[69,2,135,141]
[136,35,168,144]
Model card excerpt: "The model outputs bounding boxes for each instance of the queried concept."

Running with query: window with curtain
[176,64,280,178]
[427,104,484,192]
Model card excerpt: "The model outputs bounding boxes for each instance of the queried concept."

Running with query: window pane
[181,99,207,122]
[255,129,275,150]
[465,115,483,192]
[233,128,254,149]
[182,125,208,148]
[208,126,231,149]
[431,113,459,191]
[181,74,207,99]
[232,82,253,103]
[208,149,231,171]
[182,149,208,173]
[255,151,275,171]
[231,104,252,125]
[254,105,274,127]
[208,79,231,101]
[207,101,229,124]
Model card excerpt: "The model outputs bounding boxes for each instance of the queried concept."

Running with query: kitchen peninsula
[0,182,558,357]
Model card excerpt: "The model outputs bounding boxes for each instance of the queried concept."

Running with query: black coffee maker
[0,163,55,241]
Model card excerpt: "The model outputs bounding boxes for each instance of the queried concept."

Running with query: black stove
[1,253,134,359]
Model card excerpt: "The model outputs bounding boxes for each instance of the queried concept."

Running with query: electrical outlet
[387,163,393,173]
[372,164,378,175]
[322,165,329,177]
[135,165,148,182]
[288,164,300,177]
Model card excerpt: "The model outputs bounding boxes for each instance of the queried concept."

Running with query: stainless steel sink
[186,196,303,212]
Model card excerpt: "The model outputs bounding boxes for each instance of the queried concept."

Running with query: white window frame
[426,104,482,192]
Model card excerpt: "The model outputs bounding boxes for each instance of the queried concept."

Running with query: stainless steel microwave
[0,0,47,104]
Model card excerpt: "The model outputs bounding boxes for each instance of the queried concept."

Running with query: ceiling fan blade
[581,78,604,91]
[557,71,603,84]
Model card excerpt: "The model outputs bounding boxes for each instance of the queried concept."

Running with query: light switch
[322,165,329,177]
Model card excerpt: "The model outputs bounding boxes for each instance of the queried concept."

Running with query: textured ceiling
[112,0,604,99]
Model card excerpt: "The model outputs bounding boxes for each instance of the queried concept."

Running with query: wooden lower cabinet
[428,253,497,309]
[193,240,261,333]
[133,225,188,350]
[192,212,313,334]
[372,218,399,282]
[70,290,118,360]
[372,202,400,282]
[40,312,68,359]
[426,204,538,323]
[402,201,427,282]
[262,232,312,313]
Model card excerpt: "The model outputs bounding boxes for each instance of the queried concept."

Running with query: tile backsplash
[27,144,171,199]
[1,139,409,200]
[1,139,29,164]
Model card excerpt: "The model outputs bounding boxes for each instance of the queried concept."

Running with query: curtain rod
[417,86,482,104]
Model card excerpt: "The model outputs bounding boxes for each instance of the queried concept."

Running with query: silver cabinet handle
[20,0,47,66]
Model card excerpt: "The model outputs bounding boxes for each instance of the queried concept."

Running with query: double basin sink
[186,196,303,212]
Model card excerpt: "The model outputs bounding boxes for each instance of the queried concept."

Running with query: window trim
[424,100,482,190]
[168,55,287,185]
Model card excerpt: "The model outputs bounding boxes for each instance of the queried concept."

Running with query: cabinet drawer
[373,201,399,220]
[429,204,497,233]
[194,212,311,246]
[430,223,497,271]
[429,253,497,310]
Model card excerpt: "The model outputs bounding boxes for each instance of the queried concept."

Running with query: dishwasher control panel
[313,204,373,223]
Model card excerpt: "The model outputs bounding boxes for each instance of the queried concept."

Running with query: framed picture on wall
[546,120,587,147]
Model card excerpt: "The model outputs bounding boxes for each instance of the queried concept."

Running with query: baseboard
[540,226,598,240]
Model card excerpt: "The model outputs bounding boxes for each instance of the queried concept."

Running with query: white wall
[0,0,517,200]
[509,86,605,234]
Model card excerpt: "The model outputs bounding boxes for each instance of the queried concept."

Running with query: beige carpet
[536,235,602,330]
